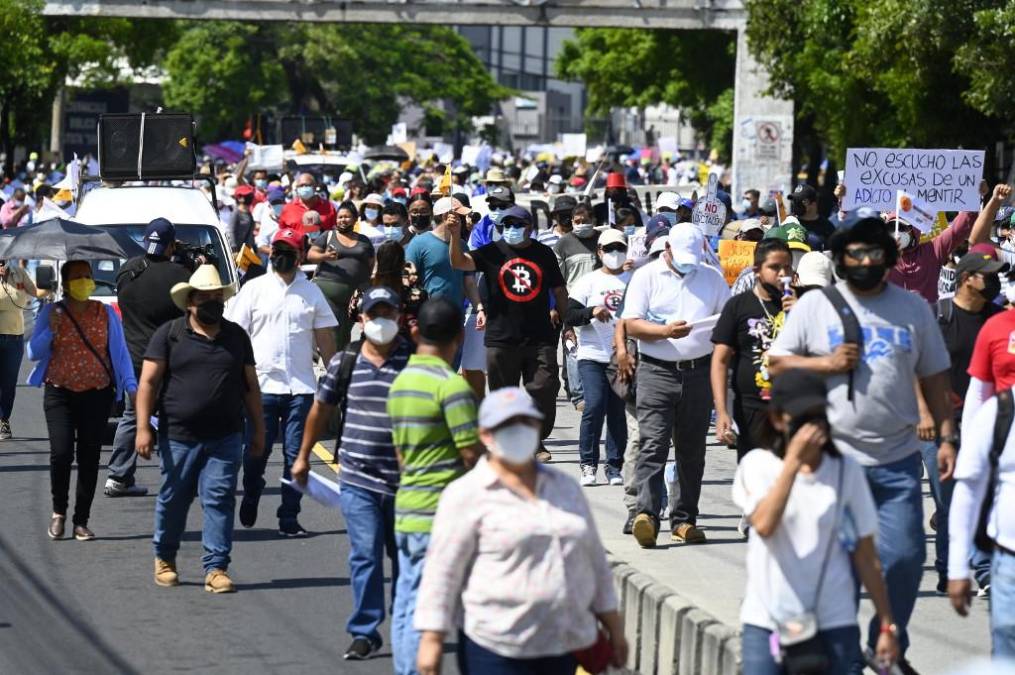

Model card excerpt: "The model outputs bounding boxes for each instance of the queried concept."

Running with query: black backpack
[936,296,955,326]
[327,339,364,462]
[821,286,863,402]
[976,388,1014,552]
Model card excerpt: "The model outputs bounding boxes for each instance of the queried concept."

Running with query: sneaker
[631,513,659,549]
[154,558,179,587]
[978,584,991,598]
[344,636,381,660]
[239,495,259,528]
[605,467,623,486]
[671,522,707,544]
[278,521,309,538]
[104,478,148,497]
[73,525,95,541]
[47,514,66,540]
[204,569,235,594]
[622,513,636,535]
[0,419,12,440]
[534,447,552,463]
[580,465,597,487]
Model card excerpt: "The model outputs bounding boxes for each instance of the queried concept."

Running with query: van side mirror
[35,266,56,291]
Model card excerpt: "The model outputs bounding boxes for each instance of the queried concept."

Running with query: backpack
[327,339,364,462]
[821,286,863,402]
[936,296,955,326]
[975,388,1015,552]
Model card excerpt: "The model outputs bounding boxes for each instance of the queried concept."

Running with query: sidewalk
[546,396,991,674]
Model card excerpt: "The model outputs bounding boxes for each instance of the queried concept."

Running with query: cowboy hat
[483,167,510,184]
[170,264,235,311]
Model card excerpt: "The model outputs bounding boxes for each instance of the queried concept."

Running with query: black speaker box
[98,113,196,180]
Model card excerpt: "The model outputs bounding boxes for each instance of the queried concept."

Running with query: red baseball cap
[234,184,255,199]
[606,172,627,189]
[272,228,303,251]
[969,242,999,260]
[410,186,429,197]
[391,186,408,198]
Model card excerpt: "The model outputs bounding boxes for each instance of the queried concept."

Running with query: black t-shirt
[799,216,835,251]
[313,231,375,288]
[471,240,566,347]
[940,299,1002,401]
[144,317,255,442]
[230,210,255,253]
[116,257,191,375]
[711,289,783,408]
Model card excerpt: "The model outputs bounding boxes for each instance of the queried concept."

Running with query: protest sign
[895,190,936,233]
[562,133,587,158]
[692,174,727,236]
[245,143,284,171]
[390,123,407,145]
[717,239,757,286]
[842,148,984,212]
[461,144,481,167]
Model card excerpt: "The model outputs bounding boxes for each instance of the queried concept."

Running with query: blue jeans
[919,441,992,586]
[742,624,861,675]
[0,334,23,420]
[993,548,1015,660]
[565,349,583,405]
[456,631,577,675]
[577,359,625,470]
[242,393,313,525]
[392,532,429,675]
[339,483,398,644]
[108,395,138,485]
[152,432,243,573]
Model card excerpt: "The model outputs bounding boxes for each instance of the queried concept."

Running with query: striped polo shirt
[387,353,479,533]
[317,338,412,496]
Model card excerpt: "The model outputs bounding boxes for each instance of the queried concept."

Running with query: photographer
[103,218,190,498]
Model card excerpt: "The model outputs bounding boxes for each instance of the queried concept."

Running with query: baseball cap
[452,192,472,208]
[452,165,469,176]
[362,193,385,207]
[995,205,1015,224]
[360,286,401,314]
[668,222,704,266]
[795,251,834,287]
[266,186,286,204]
[760,199,778,216]
[787,184,818,202]
[970,242,999,259]
[390,186,408,198]
[433,196,470,217]
[649,235,668,256]
[499,205,532,226]
[551,195,578,214]
[655,191,681,211]
[645,214,671,246]
[144,217,175,257]
[410,186,429,198]
[765,219,812,252]
[272,228,303,252]
[598,228,627,248]
[738,219,764,235]
[956,251,1009,277]
[606,172,627,189]
[487,185,515,204]
[770,369,828,418]
[678,197,695,210]
[478,386,544,429]
[416,297,464,344]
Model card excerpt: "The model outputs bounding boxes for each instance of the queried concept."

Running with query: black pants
[733,401,769,462]
[486,344,559,440]
[44,385,114,526]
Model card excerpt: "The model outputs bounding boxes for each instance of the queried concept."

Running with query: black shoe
[896,658,921,675]
[239,495,259,528]
[343,636,380,660]
[622,513,636,535]
[936,575,948,595]
[278,521,308,538]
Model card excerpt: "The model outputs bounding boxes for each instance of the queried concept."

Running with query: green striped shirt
[388,354,479,533]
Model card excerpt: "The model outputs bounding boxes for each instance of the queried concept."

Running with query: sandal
[48,514,66,540]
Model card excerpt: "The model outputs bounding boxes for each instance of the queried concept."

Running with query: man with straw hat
[135,264,265,594]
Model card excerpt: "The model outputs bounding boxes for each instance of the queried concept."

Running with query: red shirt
[887,211,974,303]
[279,198,337,233]
[968,309,1015,390]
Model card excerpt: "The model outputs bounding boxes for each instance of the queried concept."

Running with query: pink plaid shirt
[414,456,617,658]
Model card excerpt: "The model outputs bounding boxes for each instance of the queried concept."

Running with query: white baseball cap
[655,191,681,211]
[667,222,703,266]
[433,196,471,217]
[362,193,385,207]
[796,251,834,287]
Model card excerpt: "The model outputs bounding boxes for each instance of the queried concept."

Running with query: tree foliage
[954,1,1015,120]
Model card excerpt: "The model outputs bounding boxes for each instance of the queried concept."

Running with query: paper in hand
[281,471,342,509]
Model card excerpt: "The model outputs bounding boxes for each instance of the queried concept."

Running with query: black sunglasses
[602,244,627,254]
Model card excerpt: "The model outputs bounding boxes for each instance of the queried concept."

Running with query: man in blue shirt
[405,197,471,304]
[469,185,515,250]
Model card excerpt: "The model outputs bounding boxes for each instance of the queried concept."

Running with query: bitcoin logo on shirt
[498,257,544,303]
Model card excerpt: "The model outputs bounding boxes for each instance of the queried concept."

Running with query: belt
[998,542,1015,557]
[640,353,710,371]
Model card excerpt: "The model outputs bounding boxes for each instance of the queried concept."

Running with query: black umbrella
[364,145,410,162]
[0,218,145,261]
[605,144,635,157]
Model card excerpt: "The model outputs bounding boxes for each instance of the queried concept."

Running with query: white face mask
[572,221,593,235]
[674,261,697,276]
[490,423,540,465]
[895,231,913,250]
[363,317,399,345]
[602,251,627,270]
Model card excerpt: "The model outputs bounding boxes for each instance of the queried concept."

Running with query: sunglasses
[602,244,627,254]
[844,246,886,263]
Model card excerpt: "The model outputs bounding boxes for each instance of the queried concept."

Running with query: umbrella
[605,144,635,157]
[0,218,145,261]
[364,145,410,162]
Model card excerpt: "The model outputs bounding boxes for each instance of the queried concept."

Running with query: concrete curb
[607,554,742,675]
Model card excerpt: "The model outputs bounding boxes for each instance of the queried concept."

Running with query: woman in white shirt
[733,369,898,674]
[565,228,631,487]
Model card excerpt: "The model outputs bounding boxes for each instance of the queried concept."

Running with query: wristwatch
[939,432,960,446]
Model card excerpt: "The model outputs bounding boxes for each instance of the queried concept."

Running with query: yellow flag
[438,164,452,196]
[291,139,307,155]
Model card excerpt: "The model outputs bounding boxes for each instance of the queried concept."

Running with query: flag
[291,138,307,155]
[895,190,936,233]
[438,163,452,196]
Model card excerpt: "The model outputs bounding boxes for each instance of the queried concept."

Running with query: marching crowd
[5,150,1015,674]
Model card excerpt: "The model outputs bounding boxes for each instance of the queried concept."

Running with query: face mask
[1005,281,1015,305]
[602,251,627,270]
[895,231,913,250]
[573,222,593,236]
[67,278,95,301]
[254,179,268,190]
[363,317,399,345]
[490,423,540,466]
[673,261,697,276]
[791,200,807,217]
[980,274,1002,302]
[11,200,22,208]
[270,251,298,274]
[394,197,407,206]
[741,198,752,211]
[624,225,636,237]
[502,226,527,246]
[272,203,284,217]
[410,215,430,232]
[195,299,225,325]
[296,186,315,201]
[384,226,403,241]
[838,264,886,291]
[364,208,379,222]
[660,212,677,228]
[760,281,782,300]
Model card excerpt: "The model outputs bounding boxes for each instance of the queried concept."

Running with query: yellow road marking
[311,442,340,473]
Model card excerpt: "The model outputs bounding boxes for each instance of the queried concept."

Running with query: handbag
[769,458,844,675]
[572,625,614,674]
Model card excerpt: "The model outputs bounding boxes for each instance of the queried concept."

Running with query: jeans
[919,441,992,586]
[622,402,640,514]
[44,385,114,526]
[0,333,24,420]
[742,624,861,675]
[392,532,430,675]
[565,349,583,405]
[486,344,559,440]
[456,632,578,675]
[340,483,398,644]
[577,359,625,470]
[107,395,138,485]
[634,360,712,526]
[152,432,243,573]
[242,393,313,525]
[992,548,1015,660]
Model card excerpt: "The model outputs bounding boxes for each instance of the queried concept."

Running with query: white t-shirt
[569,269,631,363]
[732,450,878,632]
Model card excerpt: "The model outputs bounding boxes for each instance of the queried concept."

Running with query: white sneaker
[605,467,623,486]
[580,465,597,487]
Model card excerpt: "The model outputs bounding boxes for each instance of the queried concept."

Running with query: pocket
[287,298,315,334]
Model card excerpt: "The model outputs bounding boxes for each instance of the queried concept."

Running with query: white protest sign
[460,144,481,167]
[433,142,454,164]
[586,146,603,163]
[562,133,587,158]
[244,143,284,171]
[842,148,984,212]
[390,123,407,145]
[691,174,726,236]
[895,190,936,233]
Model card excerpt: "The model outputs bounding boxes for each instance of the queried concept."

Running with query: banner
[390,123,407,145]
[692,174,727,236]
[895,190,936,233]
[717,240,757,286]
[842,148,985,212]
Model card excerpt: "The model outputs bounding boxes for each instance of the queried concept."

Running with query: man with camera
[104,218,191,497]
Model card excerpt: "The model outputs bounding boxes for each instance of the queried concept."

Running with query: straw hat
[170,264,235,311]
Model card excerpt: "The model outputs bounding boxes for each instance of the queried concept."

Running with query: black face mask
[837,263,885,291]
[411,215,430,231]
[194,299,225,325]
[791,200,807,217]
[981,274,1002,302]
[271,251,298,274]
[760,282,783,300]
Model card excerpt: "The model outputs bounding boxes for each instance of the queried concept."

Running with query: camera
[172,241,219,272]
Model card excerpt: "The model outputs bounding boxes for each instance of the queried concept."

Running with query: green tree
[555,28,736,156]
[954,1,1015,123]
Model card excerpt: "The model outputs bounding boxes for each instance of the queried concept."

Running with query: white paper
[281,471,342,509]
[245,143,284,171]
[390,123,407,145]
[686,313,720,334]
[562,133,587,158]
[433,143,455,164]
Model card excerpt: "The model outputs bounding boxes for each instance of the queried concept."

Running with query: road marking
[311,442,339,474]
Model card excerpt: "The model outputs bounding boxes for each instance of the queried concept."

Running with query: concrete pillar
[50,88,64,160]
[731,28,793,199]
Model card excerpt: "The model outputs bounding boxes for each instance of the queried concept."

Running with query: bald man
[279,173,337,232]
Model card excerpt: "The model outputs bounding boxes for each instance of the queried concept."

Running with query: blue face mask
[394,197,407,206]
[384,226,403,241]
[364,208,379,222]
[296,186,315,201]
[254,179,268,190]
[660,212,677,227]
[489,209,505,226]
[271,203,284,217]
[624,225,636,236]
[674,262,697,276]
[501,226,527,246]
